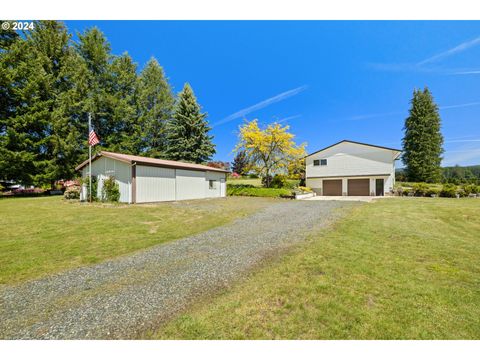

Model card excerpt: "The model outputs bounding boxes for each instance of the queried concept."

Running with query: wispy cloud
[450,69,480,75]
[445,139,480,143]
[439,101,480,110]
[341,101,480,123]
[370,35,480,75]
[442,147,480,166]
[277,114,302,123]
[417,36,480,66]
[212,86,308,127]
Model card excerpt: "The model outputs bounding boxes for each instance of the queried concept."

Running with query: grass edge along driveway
[150,198,480,339]
[0,196,276,285]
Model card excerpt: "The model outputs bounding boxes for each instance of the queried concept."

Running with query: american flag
[88,129,100,146]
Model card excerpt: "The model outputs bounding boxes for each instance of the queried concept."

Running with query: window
[313,159,327,166]
[209,180,216,189]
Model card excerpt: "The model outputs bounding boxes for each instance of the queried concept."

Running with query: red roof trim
[75,151,229,173]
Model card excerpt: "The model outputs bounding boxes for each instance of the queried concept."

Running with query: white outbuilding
[305,140,402,196]
[75,151,228,203]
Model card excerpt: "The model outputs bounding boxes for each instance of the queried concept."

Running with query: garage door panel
[176,169,206,200]
[323,180,342,196]
[348,179,370,196]
[136,166,175,203]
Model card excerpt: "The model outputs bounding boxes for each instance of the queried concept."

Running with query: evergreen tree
[75,27,112,146]
[0,21,82,185]
[106,52,138,153]
[402,87,444,183]
[165,83,215,163]
[135,57,174,157]
[232,150,248,175]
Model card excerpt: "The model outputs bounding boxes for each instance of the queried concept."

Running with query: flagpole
[88,113,92,203]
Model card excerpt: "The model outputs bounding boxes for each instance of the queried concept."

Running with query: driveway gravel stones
[0,200,357,339]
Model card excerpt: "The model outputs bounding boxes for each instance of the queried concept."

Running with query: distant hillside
[396,165,480,183]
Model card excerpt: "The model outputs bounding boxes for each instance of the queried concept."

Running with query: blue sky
[65,21,480,166]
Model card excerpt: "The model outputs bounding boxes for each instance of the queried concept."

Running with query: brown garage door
[323,180,342,196]
[348,179,370,196]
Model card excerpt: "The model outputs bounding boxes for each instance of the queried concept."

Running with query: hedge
[227,186,292,198]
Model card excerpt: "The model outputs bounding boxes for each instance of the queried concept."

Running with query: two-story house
[305,140,402,196]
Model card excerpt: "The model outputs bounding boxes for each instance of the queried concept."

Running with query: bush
[227,186,291,198]
[412,182,429,197]
[270,174,288,189]
[64,186,80,200]
[81,176,98,201]
[248,174,259,179]
[463,184,480,195]
[440,183,457,198]
[227,184,255,190]
[102,176,120,202]
[425,188,440,197]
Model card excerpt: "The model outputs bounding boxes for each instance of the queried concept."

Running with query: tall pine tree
[135,57,174,157]
[165,83,215,163]
[0,21,82,185]
[402,87,444,183]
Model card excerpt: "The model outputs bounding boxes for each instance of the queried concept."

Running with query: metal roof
[75,151,229,173]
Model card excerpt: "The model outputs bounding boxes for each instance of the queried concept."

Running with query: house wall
[80,157,132,202]
[305,142,397,195]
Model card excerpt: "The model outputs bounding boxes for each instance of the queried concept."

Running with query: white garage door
[176,169,206,200]
[136,166,175,203]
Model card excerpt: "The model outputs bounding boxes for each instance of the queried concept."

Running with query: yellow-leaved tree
[235,119,306,187]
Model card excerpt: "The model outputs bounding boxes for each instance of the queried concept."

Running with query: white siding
[306,142,395,179]
[306,142,398,196]
[205,171,224,198]
[79,156,227,203]
[79,157,132,203]
[175,169,206,200]
[136,165,176,203]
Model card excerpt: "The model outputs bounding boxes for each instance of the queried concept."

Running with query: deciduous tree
[235,119,306,187]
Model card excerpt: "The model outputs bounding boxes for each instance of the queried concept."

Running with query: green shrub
[227,186,291,198]
[412,182,429,197]
[463,184,480,195]
[270,174,288,188]
[440,183,457,198]
[248,174,259,179]
[81,176,98,201]
[101,176,120,202]
[227,183,255,190]
[425,188,440,197]
[64,187,80,200]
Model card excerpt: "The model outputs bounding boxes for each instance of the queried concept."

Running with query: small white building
[75,151,228,203]
[305,140,402,196]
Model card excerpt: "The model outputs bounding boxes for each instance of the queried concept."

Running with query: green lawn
[0,196,275,285]
[151,198,480,339]
[227,177,262,186]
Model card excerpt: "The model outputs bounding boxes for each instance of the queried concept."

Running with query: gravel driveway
[0,200,356,339]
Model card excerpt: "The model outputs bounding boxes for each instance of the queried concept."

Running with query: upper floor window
[313,159,327,166]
